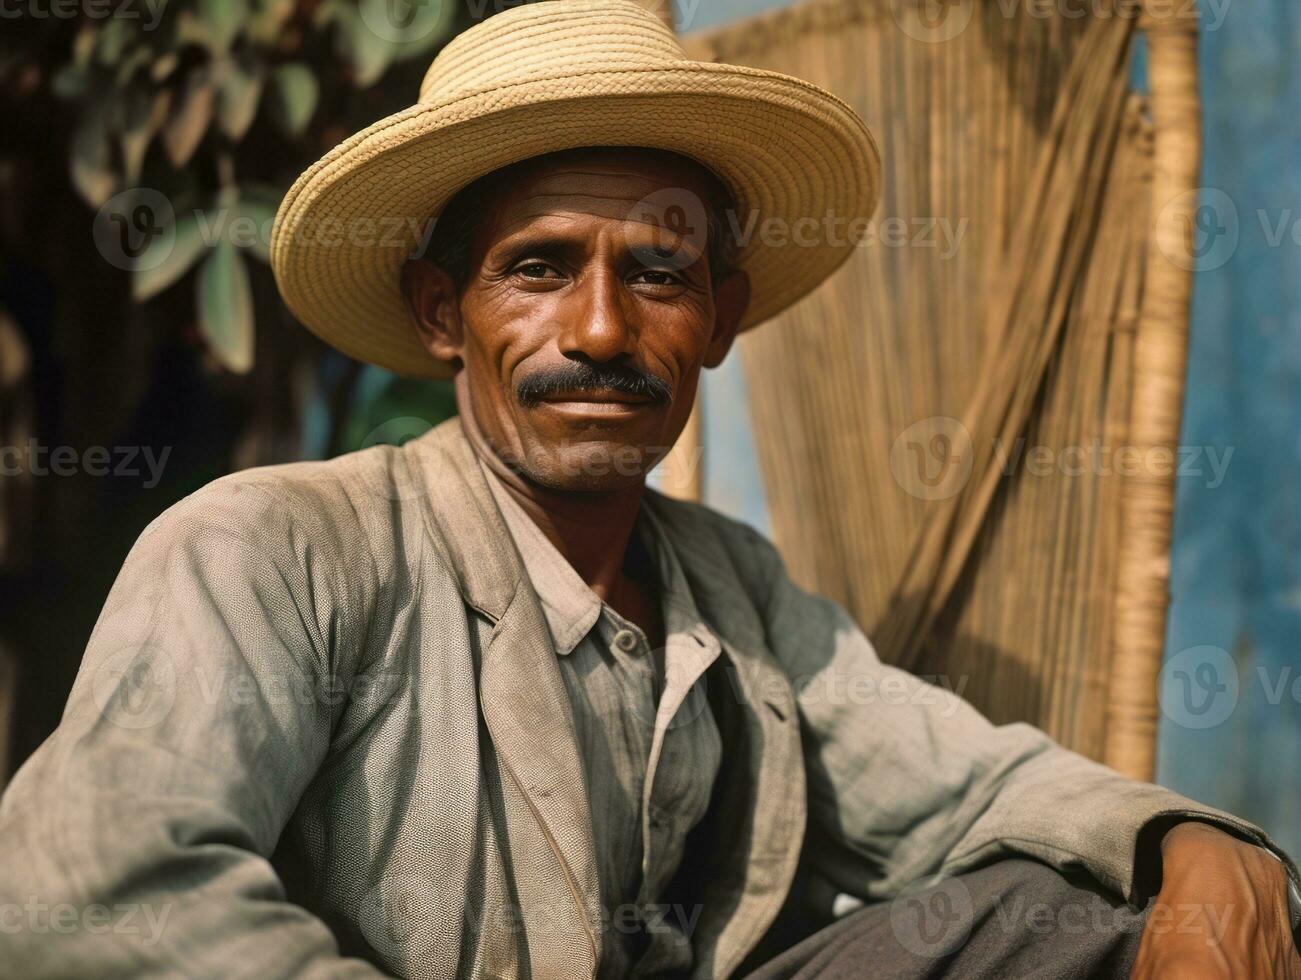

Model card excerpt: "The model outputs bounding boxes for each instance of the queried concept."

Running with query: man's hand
[1131,821,1300,979]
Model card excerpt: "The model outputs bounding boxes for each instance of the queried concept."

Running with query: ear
[400,258,465,369]
[703,268,750,369]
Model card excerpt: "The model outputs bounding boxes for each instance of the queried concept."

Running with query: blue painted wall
[1158,0,1300,857]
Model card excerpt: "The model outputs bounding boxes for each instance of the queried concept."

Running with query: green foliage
[270,63,318,137]
[198,240,255,373]
[339,372,459,453]
[41,0,455,371]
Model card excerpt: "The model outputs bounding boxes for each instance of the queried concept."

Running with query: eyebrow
[490,234,587,268]
[489,231,706,269]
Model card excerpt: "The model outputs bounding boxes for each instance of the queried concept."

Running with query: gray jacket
[0,417,1290,978]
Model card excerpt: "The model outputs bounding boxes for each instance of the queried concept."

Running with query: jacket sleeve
[749,531,1300,912]
[0,477,391,978]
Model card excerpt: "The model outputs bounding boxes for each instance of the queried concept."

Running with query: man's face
[403,148,750,492]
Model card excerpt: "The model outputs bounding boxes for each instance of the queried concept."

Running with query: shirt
[481,459,724,978]
[2,417,1296,979]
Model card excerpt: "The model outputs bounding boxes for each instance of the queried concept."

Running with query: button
[612,628,640,653]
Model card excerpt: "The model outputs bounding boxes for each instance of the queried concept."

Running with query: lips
[537,388,655,406]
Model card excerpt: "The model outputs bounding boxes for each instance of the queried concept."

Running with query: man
[1,1,1298,977]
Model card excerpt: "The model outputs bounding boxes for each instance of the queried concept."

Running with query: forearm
[757,529,1297,911]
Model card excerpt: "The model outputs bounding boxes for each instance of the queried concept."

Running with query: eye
[632,268,682,286]
[514,261,562,280]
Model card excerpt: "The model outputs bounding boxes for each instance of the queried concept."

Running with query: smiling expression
[402,146,751,492]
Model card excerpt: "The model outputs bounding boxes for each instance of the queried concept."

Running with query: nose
[555,267,636,364]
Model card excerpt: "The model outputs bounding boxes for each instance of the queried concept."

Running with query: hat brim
[271,61,882,379]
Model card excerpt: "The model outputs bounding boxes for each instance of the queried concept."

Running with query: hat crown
[419,0,686,104]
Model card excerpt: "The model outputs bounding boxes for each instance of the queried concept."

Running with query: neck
[459,404,647,607]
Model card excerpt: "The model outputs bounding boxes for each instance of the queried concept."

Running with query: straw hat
[270,0,882,379]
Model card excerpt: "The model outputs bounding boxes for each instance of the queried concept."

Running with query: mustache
[516,360,673,408]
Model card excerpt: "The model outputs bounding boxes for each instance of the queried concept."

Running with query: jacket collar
[478,451,721,660]
[405,418,603,975]
[477,454,602,655]
[403,417,805,980]
[404,416,521,621]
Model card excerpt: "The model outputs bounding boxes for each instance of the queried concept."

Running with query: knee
[969,858,1145,942]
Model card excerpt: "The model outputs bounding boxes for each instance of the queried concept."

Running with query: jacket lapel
[405,421,807,979]
[644,493,808,979]
[409,419,601,977]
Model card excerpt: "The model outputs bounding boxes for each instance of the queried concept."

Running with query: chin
[526,440,660,492]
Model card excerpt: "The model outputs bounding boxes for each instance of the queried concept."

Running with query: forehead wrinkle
[497,192,672,227]
[488,208,611,243]
[489,205,702,250]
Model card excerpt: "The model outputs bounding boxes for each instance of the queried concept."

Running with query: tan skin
[1136,822,1300,979]
[401,147,1298,974]
[402,148,750,651]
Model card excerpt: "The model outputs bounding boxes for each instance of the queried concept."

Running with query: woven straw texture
[685,0,1199,779]
[270,0,883,379]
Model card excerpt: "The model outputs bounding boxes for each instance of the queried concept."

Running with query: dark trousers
[743,859,1148,979]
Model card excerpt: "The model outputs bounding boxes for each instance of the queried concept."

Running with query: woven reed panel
[687,0,1151,759]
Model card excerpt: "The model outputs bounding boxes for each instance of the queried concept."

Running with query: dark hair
[419,146,740,289]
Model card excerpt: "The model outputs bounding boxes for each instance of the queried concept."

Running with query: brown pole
[1105,4,1201,781]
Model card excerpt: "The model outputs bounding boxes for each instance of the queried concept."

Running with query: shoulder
[131,442,426,588]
